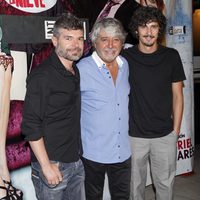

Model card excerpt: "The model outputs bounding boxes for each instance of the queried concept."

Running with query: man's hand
[42,162,63,186]
[29,139,63,186]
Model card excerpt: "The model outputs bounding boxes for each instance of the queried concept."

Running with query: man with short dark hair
[21,13,85,200]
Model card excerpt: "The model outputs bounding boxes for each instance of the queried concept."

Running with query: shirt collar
[51,50,79,78]
[92,51,123,70]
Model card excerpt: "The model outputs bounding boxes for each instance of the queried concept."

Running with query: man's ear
[93,42,96,49]
[51,36,57,47]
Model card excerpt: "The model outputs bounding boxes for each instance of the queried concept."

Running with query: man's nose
[146,27,152,35]
[108,39,114,48]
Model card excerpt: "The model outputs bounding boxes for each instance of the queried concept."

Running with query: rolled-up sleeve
[21,71,49,141]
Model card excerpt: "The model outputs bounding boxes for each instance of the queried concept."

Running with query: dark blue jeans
[31,159,85,200]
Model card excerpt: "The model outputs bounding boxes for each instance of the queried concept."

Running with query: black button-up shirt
[21,51,81,163]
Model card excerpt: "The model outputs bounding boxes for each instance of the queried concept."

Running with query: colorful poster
[3,0,57,13]
[1,1,194,200]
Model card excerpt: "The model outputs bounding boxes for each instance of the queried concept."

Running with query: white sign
[44,20,55,40]
[44,20,88,41]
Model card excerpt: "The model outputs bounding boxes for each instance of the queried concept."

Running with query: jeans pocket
[39,170,58,189]
[31,168,42,196]
[32,162,59,189]
[171,130,178,137]
[170,130,179,143]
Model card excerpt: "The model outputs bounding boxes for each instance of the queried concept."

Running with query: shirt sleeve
[171,49,186,82]
[77,59,90,92]
[21,70,50,141]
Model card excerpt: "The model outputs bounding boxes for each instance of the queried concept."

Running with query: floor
[145,145,200,200]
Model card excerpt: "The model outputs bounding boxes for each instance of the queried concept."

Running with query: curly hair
[129,6,166,40]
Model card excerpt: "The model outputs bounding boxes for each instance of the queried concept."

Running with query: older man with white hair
[77,18,131,200]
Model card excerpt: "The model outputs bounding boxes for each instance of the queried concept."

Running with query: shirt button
[117,103,119,106]
[118,145,120,148]
[118,132,120,134]
[109,76,111,78]
[107,72,109,74]
[119,118,121,120]
[118,156,120,159]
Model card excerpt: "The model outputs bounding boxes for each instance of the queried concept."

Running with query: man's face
[137,21,159,48]
[94,30,123,64]
[52,28,84,61]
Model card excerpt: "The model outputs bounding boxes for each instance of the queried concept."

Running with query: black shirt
[21,51,81,163]
[122,45,186,138]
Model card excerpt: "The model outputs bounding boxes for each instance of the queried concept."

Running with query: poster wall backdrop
[165,0,194,175]
[0,0,194,200]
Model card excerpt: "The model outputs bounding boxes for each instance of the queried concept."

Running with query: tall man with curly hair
[122,6,186,200]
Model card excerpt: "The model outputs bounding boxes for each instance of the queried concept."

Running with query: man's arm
[30,138,63,185]
[22,72,62,186]
[172,81,184,135]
